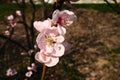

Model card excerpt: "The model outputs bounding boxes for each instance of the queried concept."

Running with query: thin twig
[41,64,47,80]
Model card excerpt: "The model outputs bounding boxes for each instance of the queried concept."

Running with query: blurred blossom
[27,63,37,72]
[6,26,10,29]
[16,10,22,16]
[6,68,17,76]
[28,49,34,55]
[7,15,14,20]
[25,71,32,77]
[4,30,10,36]
[34,44,37,49]
[20,52,27,55]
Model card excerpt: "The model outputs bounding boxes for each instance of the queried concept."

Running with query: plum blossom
[52,9,77,26]
[35,28,65,67]
[6,68,17,76]
[16,10,22,16]
[34,9,76,67]
[36,28,65,55]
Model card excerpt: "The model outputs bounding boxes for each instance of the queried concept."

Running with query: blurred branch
[0,28,14,53]
[15,0,32,49]
[29,0,36,48]
[40,0,47,19]
[53,0,65,10]
[113,0,120,13]
[104,0,120,13]
[0,34,27,52]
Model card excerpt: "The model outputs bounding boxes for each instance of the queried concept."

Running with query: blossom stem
[41,64,46,80]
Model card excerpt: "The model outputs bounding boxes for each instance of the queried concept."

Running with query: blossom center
[45,35,55,46]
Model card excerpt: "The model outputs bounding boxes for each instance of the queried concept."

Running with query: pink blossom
[36,28,65,57]
[52,10,77,26]
[16,10,22,16]
[7,15,14,20]
[35,50,59,67]
[6,68,17,76]
[35,28,65,67]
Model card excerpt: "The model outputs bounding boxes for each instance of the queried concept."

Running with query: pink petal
[34,20,51,32]
[52,44,65,57]
[45,57,59,67]
[56,35,65,43]
[45,45,54,53]
[36,33,46,49]
[35,51,51,64]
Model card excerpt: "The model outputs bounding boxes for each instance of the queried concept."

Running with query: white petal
[45,57,59,67]
[52,10,60,24]
[57,25,66,35]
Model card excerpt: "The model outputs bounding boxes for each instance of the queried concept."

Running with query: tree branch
[0,34,28,52]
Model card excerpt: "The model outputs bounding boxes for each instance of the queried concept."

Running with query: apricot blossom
[52,9,77,26]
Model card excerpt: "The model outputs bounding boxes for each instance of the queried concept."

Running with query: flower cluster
[34,9,76,67]
[4,10,21,36]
